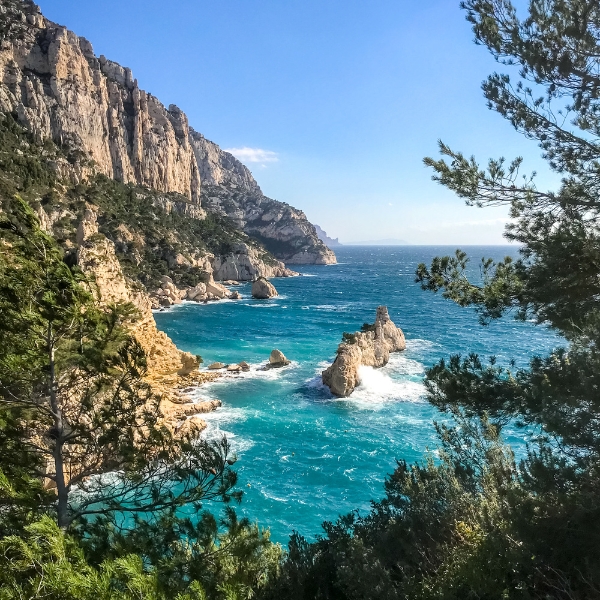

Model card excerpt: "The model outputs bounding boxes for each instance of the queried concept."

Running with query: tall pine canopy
[261,2,600,598]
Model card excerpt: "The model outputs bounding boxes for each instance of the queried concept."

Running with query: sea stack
[322,306,406,397]
[267,349,291,368]
[252,277,278,299]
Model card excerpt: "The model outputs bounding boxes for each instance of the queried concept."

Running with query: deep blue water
[154,246,560,544]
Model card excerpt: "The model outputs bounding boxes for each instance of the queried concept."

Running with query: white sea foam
[347,365,426,405]
[385,353,426,376]
[199,407,254,454]
[309,358,425,404]
[259,489,290,503]
[313,304,351,312]
[198,362,296,394]
[406,338,440,352]
[246,304,278,309]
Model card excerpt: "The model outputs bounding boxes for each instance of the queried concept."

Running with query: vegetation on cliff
[0,0,335,267]
[0,114,276,290]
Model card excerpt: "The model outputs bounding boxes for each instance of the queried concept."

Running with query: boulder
[252,277,278,299]
[239,361,250,372]
[176,416,207,438]
[206,280,229,299]
[207,362,226,370]
[268,349,291,368]
[322,306,406,397]
[227,364,242,373]
[187,282,207,301]
[230,291,242,300]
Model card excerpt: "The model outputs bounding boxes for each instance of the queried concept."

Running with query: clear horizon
[40,0,554,245]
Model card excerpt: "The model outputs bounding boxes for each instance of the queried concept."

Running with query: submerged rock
[252,277,278,299]
[322,306,406,397]
[207,362,226,370]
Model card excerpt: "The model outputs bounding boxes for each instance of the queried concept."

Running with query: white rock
[252,277,278,299]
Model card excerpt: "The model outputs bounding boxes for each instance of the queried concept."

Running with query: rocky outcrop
[150,273,244,308]
[207,362,226,370]
[211,243,298,281]
[75,207,219,432]
[322,343,362,397]
[314,225,342,247]
[267,349,291,368]
[252,277,278,299]
[201,184,337,265]
[322,307,406,397]
[0,0,336,266]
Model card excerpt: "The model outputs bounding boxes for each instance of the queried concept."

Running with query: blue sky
[41,0,558,244]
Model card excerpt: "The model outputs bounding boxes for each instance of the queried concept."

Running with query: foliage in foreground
[260,1,600,598]
[4,0,600,597]
[0,194,281,597]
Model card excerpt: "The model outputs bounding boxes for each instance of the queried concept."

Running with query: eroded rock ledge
[322,307,406,397]
[76,207,219,434]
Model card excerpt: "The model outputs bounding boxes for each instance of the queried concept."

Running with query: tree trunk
[48,324,69,529]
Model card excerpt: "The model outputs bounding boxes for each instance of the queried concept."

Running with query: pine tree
[263,2,600,598]
[0,197,237,531]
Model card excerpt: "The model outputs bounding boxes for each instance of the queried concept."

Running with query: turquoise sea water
[154,246,559,544]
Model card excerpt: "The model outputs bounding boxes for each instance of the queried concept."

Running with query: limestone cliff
[0,0,335,266]
[314,224,342,248]
[192,132,336,265]
[322,307,406,397]
[211,243,297,281]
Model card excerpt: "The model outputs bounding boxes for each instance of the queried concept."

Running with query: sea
[154,246,560,545]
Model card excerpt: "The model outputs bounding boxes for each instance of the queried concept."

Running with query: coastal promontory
[0,0,335,269]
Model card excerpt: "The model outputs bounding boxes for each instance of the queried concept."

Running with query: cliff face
[0,0,336,266]
[314,224,342,248]
[0,2,202,204]
[201,183,337,265]
[211,242,296,281]
[189,129,260,193]
[76,207,199,380]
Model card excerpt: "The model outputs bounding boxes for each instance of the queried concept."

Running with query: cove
[154,246,559,544]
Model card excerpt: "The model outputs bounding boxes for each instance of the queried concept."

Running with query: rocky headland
[0,0,335,268]
[75,207,219,435]
[322,307,406,397]
[0,0,338,437]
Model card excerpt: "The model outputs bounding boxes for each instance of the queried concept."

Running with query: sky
[40,0,559,244]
